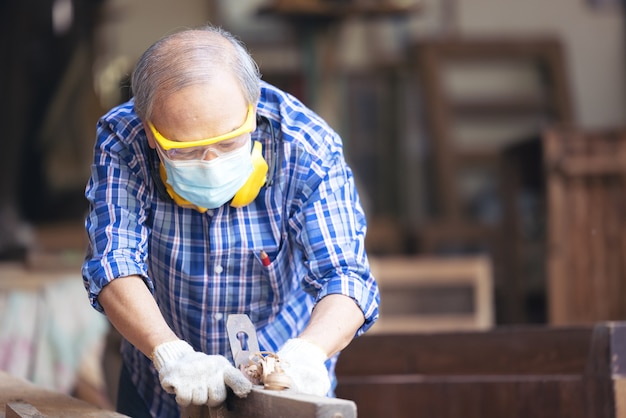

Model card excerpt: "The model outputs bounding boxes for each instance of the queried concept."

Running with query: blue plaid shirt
[82,82,379,417]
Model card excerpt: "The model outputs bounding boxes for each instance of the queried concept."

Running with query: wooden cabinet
[412,37,574,323]
[544,128,626,324]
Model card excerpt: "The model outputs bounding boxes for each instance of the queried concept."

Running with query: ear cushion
[230,141,268,207]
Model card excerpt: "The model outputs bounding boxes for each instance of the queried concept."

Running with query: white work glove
[152,340,252,407]
[277,338,331,397]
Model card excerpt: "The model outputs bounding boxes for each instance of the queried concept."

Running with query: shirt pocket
[246,232,294,325]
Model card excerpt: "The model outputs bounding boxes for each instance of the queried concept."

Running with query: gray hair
[131,25,261,121]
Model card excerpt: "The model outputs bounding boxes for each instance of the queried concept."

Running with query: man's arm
[298,294,365,358]
[97,275,178,358]
[98,275,253,406]
[275,294,364,396]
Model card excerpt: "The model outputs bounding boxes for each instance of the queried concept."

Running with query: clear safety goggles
[148,104,255,161]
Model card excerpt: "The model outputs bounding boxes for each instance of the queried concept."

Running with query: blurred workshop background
[0,0,624,412]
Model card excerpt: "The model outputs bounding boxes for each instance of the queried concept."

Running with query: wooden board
[6,402,44,418]
[181,387,356,418]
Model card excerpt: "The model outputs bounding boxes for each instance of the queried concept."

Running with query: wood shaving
[240,351,292,390]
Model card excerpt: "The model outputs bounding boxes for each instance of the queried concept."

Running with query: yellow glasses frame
[148,105,255,151]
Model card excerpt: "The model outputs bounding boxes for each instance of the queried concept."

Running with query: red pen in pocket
[260,250,271,267]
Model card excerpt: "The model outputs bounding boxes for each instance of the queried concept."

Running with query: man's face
[144,72,255,161]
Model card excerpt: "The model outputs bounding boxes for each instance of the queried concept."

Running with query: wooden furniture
[368,255,493,333]
[414,36,574,224]
[544,128,626,325]
[336,321,626,418]
[0,371,125,417]
[411,36,574,323]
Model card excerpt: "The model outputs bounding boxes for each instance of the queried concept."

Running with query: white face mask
[158,138,253,209]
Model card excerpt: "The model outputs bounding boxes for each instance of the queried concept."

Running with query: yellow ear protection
[149,115,279,212]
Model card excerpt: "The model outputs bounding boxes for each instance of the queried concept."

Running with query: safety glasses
[148,104,255,160]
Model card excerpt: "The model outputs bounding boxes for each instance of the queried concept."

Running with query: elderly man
[82,25,379,418]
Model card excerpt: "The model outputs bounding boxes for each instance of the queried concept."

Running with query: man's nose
[202,148,219,161]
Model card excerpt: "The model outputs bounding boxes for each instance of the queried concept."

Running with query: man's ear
[143,121,157,149]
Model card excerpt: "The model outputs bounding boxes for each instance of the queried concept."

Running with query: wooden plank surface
[181,387,356,418]
[337,376,585,418]
[336,325,592,376]
[0,371,126,418]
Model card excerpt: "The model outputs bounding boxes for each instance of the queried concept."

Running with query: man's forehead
[151,85,249,143]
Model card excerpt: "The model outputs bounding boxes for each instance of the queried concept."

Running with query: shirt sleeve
[288,130,380,335]
[82,108,154,312]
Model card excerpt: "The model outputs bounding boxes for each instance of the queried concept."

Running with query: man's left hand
[277,338,330,396]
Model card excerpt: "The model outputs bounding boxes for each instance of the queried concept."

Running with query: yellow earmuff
[230,141,268,207]
[159,141,269,212]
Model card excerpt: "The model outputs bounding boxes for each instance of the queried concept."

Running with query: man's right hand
[152,340,252,407]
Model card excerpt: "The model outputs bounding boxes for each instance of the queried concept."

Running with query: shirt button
[215,265,223,274]
[214,313,223,320]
